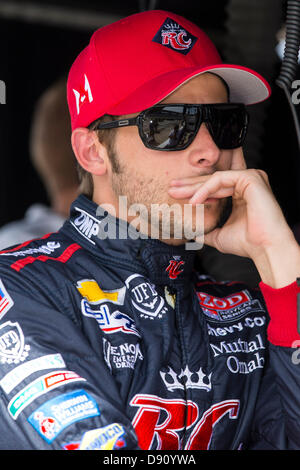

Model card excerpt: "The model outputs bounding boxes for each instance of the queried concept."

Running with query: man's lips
[204,198,219,203]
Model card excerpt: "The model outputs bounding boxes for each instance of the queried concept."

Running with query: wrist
[252,233,300,289]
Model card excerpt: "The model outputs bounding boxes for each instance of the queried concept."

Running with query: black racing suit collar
[62,195,198,286]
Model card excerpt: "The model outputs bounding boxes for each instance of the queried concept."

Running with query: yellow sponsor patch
[80,423,126,450]
[76,279,125,305]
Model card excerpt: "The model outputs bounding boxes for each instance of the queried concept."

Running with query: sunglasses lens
[141,105,197,150]
[206,104,248,149]
[140,104,247,151]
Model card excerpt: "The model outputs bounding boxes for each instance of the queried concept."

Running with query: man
[0,9,299,450]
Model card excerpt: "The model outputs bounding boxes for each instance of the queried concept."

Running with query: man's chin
[202,201,224,230]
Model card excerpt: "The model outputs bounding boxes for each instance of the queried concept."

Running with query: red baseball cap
[67,9,271,130]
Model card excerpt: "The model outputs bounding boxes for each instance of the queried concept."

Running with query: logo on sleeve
[0,353,66,394]
[152,17,197,55]
[8,370,85,419]
[0,322,30,364]
[79,423,126,450]
[28,389,100,443]
[0,280,14,319]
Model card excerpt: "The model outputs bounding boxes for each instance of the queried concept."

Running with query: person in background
[0,78,79,249]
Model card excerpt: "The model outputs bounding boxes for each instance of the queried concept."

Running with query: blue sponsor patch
[27,389,100,443]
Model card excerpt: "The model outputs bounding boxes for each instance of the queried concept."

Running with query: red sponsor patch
[197,290,263,322]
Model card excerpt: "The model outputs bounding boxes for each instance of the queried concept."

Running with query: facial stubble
[109,148,227,241]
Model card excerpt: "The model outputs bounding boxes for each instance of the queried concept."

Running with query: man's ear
[71,127,108,176]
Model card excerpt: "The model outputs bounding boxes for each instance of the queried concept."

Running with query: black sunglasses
[95,103,249,151]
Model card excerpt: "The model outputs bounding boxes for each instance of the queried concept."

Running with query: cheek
[217,150,234,170]
[115,128,152,165]
[115,126,141,155]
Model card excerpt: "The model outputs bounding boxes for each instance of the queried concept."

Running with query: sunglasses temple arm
[96,117,138,130]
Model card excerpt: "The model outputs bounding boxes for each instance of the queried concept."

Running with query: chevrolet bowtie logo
[160,366,212,392]
[76,279,126,305]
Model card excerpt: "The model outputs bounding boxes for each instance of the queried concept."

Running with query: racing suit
[0,194,299,450]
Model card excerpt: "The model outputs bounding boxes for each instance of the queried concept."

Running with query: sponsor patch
[103,338,143,370]
[152,17,197,55]
[81,301,140,337]
[125,274,168,319]
[197,290,263,323]
[0,321,30,364]
[79,423,126,450]
[9,243,81,272]
[0,280,14,319]
[210,333,266,375]
[77,279,140,337]
[8,370,85,419]
[0,353,66,394]
[71,208,99,244]
[76,279,126,305]
[62,441,81,450]
[0,241,61,258]
[28,389,100,443]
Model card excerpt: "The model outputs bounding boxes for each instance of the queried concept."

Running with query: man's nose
[187,122,221,168]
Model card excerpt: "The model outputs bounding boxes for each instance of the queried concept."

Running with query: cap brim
[107,64,271,116]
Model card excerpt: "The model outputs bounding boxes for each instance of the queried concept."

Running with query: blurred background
[0,0,299,235]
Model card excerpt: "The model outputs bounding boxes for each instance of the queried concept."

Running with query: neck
[51,187,79,217]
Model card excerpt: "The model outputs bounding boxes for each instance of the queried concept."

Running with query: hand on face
[168,147,291,259]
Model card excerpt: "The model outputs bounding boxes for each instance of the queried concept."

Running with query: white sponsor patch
[0,321,30,364]
[8,370,86,419]
[0,242,61,257]
[0,353,66,394]
[71,208,99,244]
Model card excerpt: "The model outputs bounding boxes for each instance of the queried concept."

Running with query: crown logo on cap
[160,366,212,392]
[164,22,181,30]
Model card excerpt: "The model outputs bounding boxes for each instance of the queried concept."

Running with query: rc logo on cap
[73,74,93,115]
[152,17,197,55]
